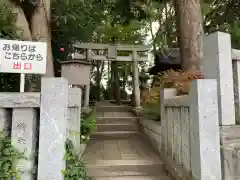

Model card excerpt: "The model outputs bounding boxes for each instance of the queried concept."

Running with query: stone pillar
[83,85,90,108]
[202,32,235,125]
[0,108,10,136]
[132,51,141,108]
[68,88,82,154]
[37,78,68,180]
[11,108,38,180]
[83,49,91,107]
[189,79,222,180]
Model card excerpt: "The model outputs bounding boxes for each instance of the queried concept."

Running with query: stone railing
[162,95,191,179]
[220,126,240,179]
[139,31,240,180]
[140,88,240,180]
[140,80,222,180]
[161,80,222,180]
[202,31,240,179]
[0,77,82,180]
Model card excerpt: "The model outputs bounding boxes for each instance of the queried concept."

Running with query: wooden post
[132,51,141,108]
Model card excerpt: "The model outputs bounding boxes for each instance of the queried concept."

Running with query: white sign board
[0,39,47,74]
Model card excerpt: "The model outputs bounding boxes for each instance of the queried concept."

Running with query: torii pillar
[132,51,141,108]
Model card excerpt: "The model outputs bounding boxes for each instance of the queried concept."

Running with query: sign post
[0,39,47,92]
[20,74,25,92]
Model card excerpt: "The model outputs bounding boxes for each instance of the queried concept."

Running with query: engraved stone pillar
[11,108,38,180]
[37,78,68,180]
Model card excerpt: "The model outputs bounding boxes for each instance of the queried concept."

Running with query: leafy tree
[91,17,148,101]
[51,0,105,61]
[0,1,21,92]
[204,0,240,48]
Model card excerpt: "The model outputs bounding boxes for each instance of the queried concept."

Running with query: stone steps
[97,117,138,124]
[84,104,171,180]
[96,105,133,112]
[96,124,138,132]
[93,175,172,180]
[86,160,166,177]
[90,131,141,140]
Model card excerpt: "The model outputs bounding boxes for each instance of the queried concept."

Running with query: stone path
[82,102,172,180]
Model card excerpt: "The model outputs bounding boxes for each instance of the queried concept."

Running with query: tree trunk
[11,3,32,41]
[110,61,115,100]
[7,0,39,91]
[43,0,51,23]
[30,1,54,77]
[175,0,203,72]
[96,61,101,101]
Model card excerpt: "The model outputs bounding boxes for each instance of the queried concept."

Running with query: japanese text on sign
[16,123,27,145]
[0,39,47,74]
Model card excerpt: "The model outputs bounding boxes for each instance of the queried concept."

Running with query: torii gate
[63,43,151,108]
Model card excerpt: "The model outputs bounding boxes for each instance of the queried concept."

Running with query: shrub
[141,69,203,121]
[161,69,203,95]
[62,139,91,180]
[0,132,25,180]
[80,108,96,144]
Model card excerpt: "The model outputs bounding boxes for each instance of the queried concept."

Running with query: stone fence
[161,80,221,180]
[0,77,82,180]
[139,31,240,180]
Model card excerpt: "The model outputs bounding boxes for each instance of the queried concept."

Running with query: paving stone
[82,106,168,179]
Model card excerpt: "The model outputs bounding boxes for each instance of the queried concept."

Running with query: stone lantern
[61,57,91,107]
[61,59,91,87]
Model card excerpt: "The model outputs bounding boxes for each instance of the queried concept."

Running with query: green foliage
[80,108,96,144]
[62,139,91,180]
[101,0,149,25]
[0,132,25,180]
[94,20,146,44]
[142,87,161,121]
[0,2,21,92]
[51,0,104,60]
[204,0,240,48]
[142,103,160,121]
[0,1,20,40]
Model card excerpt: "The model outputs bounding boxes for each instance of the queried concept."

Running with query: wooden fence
[0,77,82,180]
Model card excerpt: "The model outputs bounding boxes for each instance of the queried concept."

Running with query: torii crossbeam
[73,42,151,108]
[73,43,151,62]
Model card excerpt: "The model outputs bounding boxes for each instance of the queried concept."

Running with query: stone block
[67,88,82,154]
[189,79,222,180]
[11,108,38,180]
[202,32,235,125]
